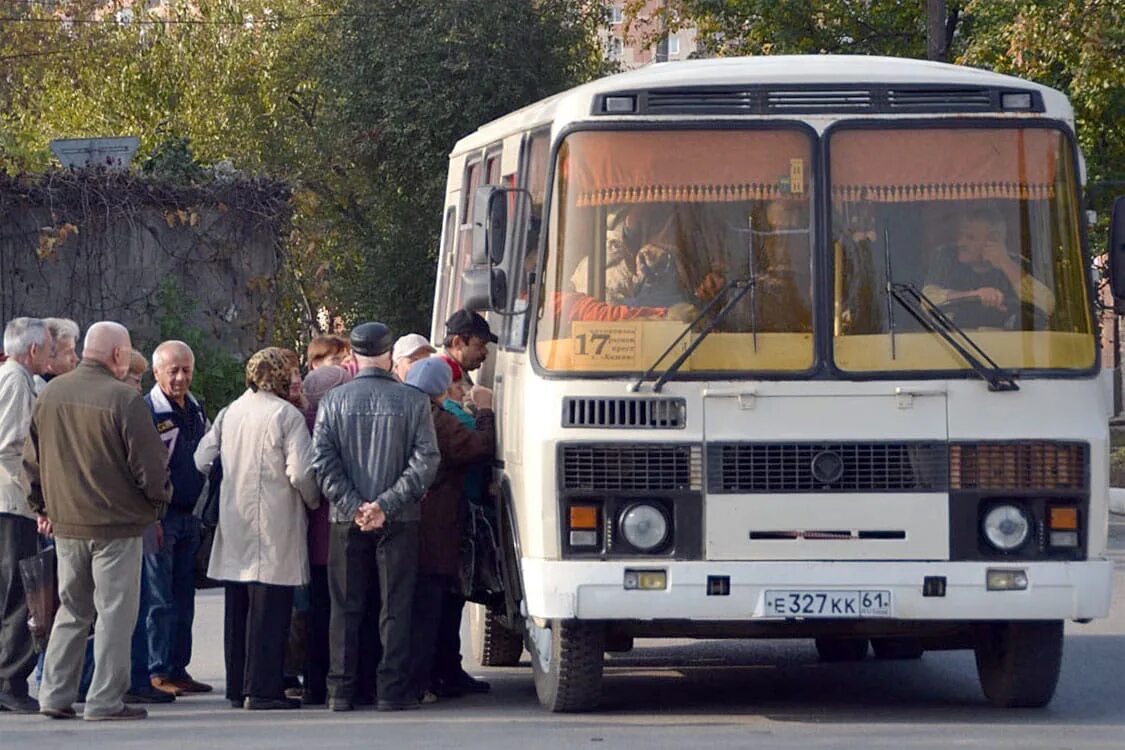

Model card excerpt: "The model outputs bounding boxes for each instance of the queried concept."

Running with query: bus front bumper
[520,558,1115,622]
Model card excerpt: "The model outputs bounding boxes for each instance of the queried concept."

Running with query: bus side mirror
[472,185,507,266]
[1110,196,1125,309]
[461,267,508,312]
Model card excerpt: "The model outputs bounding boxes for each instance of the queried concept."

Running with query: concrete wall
[0,203,285,358]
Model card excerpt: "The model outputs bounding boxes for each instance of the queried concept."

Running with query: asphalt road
[6,516,1125,749]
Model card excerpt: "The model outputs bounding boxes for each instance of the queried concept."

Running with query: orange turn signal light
[569,505,598,530]
[1049,506,1078,530]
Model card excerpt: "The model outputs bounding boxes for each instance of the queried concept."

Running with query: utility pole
[927,0,948,61]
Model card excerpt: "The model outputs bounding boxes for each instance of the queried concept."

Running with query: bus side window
[503,130,550,349]
[453,159,484,311]
[433,206,457,335]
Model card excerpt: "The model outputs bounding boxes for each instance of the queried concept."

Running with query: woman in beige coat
[193,348,318,711]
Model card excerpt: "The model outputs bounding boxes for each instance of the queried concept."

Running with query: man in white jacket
[0,317,54,714]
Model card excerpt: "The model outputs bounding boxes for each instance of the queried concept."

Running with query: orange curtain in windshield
[567,130,811,206]
[831,128,1060,202]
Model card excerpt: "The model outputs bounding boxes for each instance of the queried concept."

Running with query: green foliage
[1,0,611,344]
[141,136,206,184]
[660,0,942,57]
[153,279,245,418]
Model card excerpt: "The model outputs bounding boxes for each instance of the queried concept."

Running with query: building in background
[602,1,698,69]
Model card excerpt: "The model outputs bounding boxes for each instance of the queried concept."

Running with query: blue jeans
[142,511,200,680]
[129,565,154,692]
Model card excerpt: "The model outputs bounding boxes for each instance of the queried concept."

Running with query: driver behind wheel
[921,207,1055,328]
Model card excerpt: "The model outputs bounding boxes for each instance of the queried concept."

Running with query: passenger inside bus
[922,207,1056,328]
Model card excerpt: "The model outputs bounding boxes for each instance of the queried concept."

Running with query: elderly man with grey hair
[139,340,211,699]
[23,321,170,721]
[31,318,79,394]
[0,317,54,713]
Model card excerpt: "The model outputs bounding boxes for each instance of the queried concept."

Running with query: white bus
[431,55,1118,712]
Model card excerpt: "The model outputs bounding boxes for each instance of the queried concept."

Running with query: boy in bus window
[922,207,1055,328]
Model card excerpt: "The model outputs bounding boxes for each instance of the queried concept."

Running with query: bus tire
[471,602,524,667]
[815,637,869,662]
[529,619,604,712]
[974,620,1063,708]
[871,637,924,660]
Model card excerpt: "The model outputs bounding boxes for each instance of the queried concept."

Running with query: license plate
[761,589,892,618]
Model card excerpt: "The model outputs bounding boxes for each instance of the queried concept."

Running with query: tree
[655,0,963,58]
[311,0,612,335]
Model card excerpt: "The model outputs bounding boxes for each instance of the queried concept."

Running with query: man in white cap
[391,334,436,382]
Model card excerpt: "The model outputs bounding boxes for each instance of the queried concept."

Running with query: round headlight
[982,504,1031,551]
[619,504,669,552]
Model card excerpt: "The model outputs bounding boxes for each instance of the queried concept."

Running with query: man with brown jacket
[22,321,171,721]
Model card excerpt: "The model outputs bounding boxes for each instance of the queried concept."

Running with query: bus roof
[451,55,1072,155]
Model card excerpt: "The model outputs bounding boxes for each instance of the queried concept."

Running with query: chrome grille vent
[707,442,949,494]
[561,443,701,491]
[887,87,993,111]
[766,89,873,112]
[562,397,686,429]
[602,85,1037,116]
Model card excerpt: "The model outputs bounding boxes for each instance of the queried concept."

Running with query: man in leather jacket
[311,322,440,712]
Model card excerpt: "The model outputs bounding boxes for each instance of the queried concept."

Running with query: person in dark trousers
[0,317,53,714]
[193,348,318,711]
[403,358,495,702]
[312,322,439,712]
[298,364,353,706]
[434,310,499,696]
[143,341,211,698]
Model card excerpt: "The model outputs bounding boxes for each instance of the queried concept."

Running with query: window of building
[667,35,680,56]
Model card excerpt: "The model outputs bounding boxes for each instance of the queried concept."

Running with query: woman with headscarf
[193,348,319,710]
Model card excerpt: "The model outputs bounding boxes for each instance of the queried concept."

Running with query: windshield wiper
[629,274,757,393]
[887,282,1019,392]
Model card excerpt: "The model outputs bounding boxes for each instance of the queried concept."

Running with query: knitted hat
[405,356,453,398]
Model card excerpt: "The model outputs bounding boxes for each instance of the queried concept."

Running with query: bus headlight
[982,504,1031,551]
[619,503,669,552]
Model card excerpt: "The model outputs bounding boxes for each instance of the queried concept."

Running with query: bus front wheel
[528,618,604,712]
[470,602,524,667]
[974,620,1063,708]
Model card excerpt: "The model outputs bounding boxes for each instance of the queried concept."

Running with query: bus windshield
[535,127,816,374]
[830,125,1094,373]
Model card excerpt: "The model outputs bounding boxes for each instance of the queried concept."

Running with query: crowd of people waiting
[0,309,499,719]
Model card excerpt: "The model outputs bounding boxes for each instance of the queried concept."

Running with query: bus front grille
[707,442,949,494]
[560,443,702,491]
[562,397,686,429]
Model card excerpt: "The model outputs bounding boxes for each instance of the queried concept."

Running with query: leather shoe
[124,686,175,704]
[0,691,39,713]
[40,705,76,719]
[244,696,300,710]
[451,672,491,694]
[150,676,183,696]
[376,699,420,712]
[168,674,213,694]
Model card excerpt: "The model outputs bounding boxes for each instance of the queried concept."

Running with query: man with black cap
[432,309,498,697]
[441,309,497,380]
[311,322,440,712]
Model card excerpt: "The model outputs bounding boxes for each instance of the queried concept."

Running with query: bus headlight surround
[619,503,669,552]
[982,503,1031,552]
